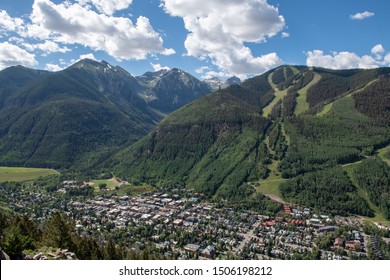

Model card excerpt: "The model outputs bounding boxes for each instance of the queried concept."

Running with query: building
[184,244,200,253]
[200,246,216,259]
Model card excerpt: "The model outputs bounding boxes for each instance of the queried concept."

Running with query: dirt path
[265,194,285,204]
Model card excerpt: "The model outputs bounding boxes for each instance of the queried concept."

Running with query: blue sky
[0,0,389,79]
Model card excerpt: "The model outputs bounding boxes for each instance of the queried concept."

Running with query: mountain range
[0,59,213,168]
[0,62,389,218]
[111,65,390,217]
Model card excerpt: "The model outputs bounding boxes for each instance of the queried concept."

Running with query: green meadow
[0,167,59,182]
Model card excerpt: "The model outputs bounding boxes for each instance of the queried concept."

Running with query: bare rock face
[0,248,10,260]
[25,248,77,260]
[33,252,43,260]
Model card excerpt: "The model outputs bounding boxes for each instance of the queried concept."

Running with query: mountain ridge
[110,65,390,218]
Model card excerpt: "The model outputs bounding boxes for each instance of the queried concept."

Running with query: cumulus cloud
[22,0,175,60]
[45,63,64,71]
[384,54,390,65]
[281,32,290,38]
[79,53,97,61]
[0,10,25,33]
[1,0,174,62]
[371,44,385,60]
[371,44,385,54]
[23,40,71,55]
[151,63,170,71]
[161,0,285,77]
[195,66,210,74]
[0,42,38,70]
[306,46,390,70]
[350,11,374,20]
[84,0,133,15]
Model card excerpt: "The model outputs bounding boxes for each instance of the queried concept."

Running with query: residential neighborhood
[1,180,389,260]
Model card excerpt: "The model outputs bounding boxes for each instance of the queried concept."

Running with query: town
[1,180,389,260]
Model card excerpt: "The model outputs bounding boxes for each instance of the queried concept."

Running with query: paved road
[235,221,262,252]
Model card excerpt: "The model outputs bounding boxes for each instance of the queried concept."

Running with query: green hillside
[112,66,390,218]
[0,59,161,169]
[113,85,272,200]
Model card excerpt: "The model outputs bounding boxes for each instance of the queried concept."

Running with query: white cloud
[371,44,385,60]
[0,42,38,70]
[79,53,97,61]
[161,0,285,77]
[47,53,97,71]
[84,0,133,15]
[0,10,25,33]
[371,44,385,54]
[202,70,232,80]
[196,65,246,80]
[195,66,210,74]
[6,0,174,61]
[281,32,290,38]
[384,54,390,64]
[68,53,98,65]
[23,40,71,55]
[151,63,170,71]
[45,63,64,71]
[306,46,390,70]
[350,11,374,20]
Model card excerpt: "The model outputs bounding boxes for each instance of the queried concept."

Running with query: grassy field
[263,72,289,117]
[256,179,284,197]
[114,184,155,196]
[90,178,155,195]
[255,136,286,199]
[91,179,119,191]
[0,167,58,182]
[295,73,321,115]
[317,102,333,116]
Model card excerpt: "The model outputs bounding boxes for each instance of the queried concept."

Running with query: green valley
[0,167,58,182]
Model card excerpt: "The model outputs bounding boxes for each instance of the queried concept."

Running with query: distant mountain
[141,68,213,114]
[0,60,217,168]
[136,69,169,89]
[112,66,390,217]
[0,59,161,169]
[203,76,242,91]
[203,77,224,91]
[224,76,241,87]
[112,70,277,198]
[0,65,49,107]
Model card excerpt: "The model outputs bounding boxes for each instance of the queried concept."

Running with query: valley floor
[1,180,389,260]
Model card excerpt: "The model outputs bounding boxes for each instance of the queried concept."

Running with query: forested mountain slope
[0,59,160,168]
[113,66,390,218]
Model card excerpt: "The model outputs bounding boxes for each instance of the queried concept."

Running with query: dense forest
[279,96,389,178]
[0,211,169,260]
[353,158,390,219]
[110,66,390,219]
[353,75,390,126]
[279,166,374,216]
[111,77,281,200]
[306,68,390,109]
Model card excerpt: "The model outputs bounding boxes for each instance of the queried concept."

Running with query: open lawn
[256,179,284,197]
[89,178,155,195]
[0,167,58,182]
[91,179,119,191]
